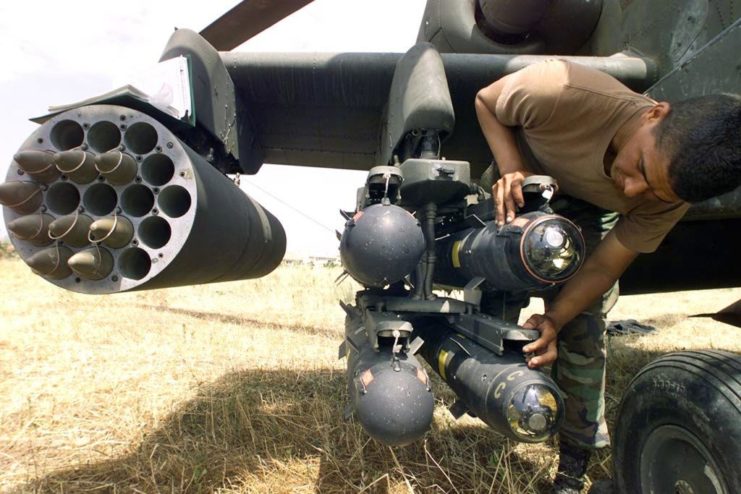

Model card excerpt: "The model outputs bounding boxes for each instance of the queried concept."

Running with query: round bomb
[340,203,426,287]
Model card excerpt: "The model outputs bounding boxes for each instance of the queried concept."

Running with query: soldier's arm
[475,79,531,225]
[522,231,639,368]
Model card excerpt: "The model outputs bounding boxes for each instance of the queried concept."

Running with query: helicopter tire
[613,350,741,494]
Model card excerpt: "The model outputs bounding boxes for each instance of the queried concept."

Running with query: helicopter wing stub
[221,50,655,174]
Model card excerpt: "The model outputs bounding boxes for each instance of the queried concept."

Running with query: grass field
[0,250,739,493]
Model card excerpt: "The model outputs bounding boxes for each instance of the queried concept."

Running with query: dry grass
[0,253,738,493]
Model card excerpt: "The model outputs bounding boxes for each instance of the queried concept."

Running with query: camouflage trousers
[481,196,618,450]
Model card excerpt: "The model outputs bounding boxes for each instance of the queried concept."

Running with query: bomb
[343,307,435,446]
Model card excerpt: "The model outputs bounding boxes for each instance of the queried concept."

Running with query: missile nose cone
[27,246,73,279]
[68,247,114,280]
[95,151,137,185]
[7,214,54,245]
[89,216,134,248]
[54,150,98,184]
[14,150,62,184]
[48,214,93,247]
[0,181,43,214]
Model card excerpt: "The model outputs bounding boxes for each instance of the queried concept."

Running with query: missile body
[95,151,137,185]
[7,214,54,246]
[48,214,93,247]
[343,309,434,447]
[417,323,564,443]
[68,248,114,280]
[0,182,43,214]
[54,150,98,184]
[89,217,134,248]
[27,246,73,279]
[14,151,61,184]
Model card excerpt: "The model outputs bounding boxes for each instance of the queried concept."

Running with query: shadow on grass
[133,303,341,338]
[20,367,551,493]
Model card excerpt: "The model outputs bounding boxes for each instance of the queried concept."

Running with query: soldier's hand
[492,171,532,226]
[522,313,558,369]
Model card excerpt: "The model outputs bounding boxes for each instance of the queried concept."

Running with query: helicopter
[1,1,739,492]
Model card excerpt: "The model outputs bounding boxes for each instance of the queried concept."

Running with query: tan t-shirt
[494,59,689,253]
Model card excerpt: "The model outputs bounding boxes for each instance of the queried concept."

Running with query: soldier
[474,59,741,493]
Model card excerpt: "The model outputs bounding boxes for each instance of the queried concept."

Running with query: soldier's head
[610,94,741,204]
[655,93,741,203]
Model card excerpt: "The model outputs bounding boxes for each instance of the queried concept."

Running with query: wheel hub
[640,425,725,494]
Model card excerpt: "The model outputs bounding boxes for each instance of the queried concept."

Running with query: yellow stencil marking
[438,349,450,380]
[494,382,507,399]
[452,240,462,268]
[507,370,525,381]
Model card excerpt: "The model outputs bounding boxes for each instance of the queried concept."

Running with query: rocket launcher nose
[89,216,134,248]
[14,150,61,184]
[0,181,43,214]
[7,214,54,246]
[95,151,137,185]
[54,150,98,184]
[27,246,73,279]
[68,247,114,280]
[48,214,93,247]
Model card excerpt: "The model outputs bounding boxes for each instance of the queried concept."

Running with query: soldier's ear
[646,101,671,122]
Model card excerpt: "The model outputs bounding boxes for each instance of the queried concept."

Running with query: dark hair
[654,93,741,203]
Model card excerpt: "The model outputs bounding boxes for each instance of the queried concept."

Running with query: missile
[54,150,98,184]
[89,216,134,248]
[435,212,585,292]
[27,246,73,279]
[13,150,61,184]
[343,308,434,446]
[68,247,114,280]
[0,181,43,214]
[95,151,137,185]
[417,323,564,443]
[48,214,93,247]
[7,214,54,246]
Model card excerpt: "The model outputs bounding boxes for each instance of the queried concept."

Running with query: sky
[0,0,427,257]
